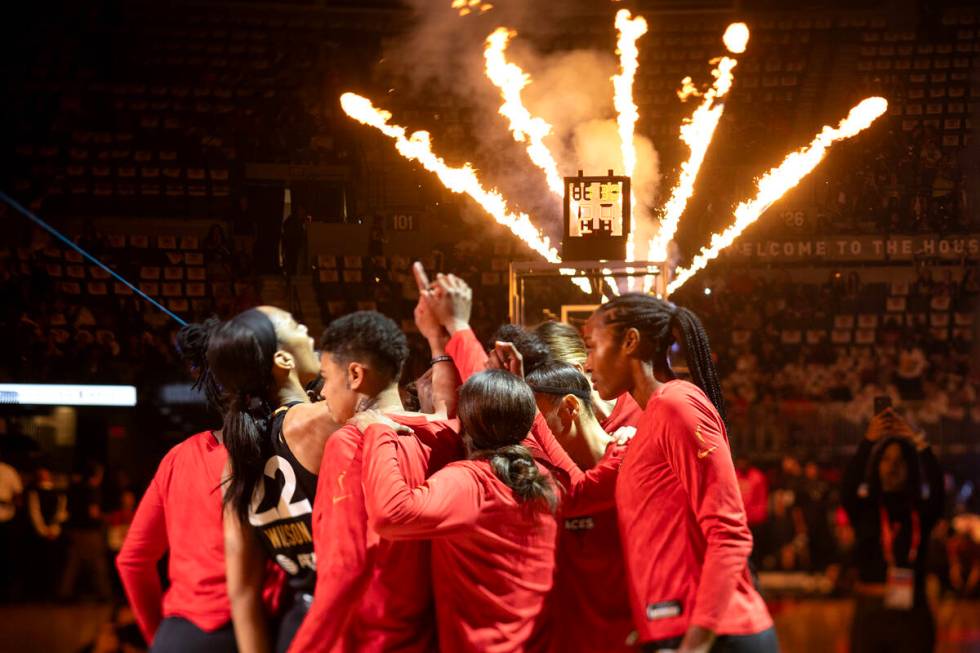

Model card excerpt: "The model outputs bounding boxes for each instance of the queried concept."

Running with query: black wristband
[430,355,453,366]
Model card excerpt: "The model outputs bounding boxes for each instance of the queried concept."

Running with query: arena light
[0,383,137,407]
[668,96,888,293]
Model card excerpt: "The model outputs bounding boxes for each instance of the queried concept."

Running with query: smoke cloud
[377,0,661,255]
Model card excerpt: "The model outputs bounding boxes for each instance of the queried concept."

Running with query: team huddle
[115,264,778,653]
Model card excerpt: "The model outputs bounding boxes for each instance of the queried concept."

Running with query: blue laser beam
[0,191,188,327]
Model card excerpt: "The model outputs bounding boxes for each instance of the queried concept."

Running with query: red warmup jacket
[288,414,463,653]
[447,327,637,652]
[445,329,581,483]
[116,431,283,643]
[616,381,772,644]
[551,394,642,653]
[363,423,558,653]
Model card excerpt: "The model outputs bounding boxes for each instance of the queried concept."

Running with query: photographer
[842,406,944,653]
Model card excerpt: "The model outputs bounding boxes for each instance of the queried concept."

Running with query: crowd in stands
[809,121,979,236]
[0,219,260,385]
[680,264,978,452]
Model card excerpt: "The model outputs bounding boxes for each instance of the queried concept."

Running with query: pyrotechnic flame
[613,9,648,180]
[484,28,564,196]
[723,23,749,54]
[667,96,888,294]
[648,23,748,264]
[613,9,647,287]
[452,0,492,15]
[340,92,560,263]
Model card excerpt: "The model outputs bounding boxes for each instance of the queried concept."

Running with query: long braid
[673,307,727,422]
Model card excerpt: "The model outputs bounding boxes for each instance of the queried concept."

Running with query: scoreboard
[562,170,630,261]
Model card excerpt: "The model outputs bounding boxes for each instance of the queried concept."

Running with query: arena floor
[0,600,978,653]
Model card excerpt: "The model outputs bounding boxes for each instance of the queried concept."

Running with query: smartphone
[874,395,892,416]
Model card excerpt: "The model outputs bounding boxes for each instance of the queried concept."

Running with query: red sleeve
[116,463,170,643]
[363,424,484,538]
[560,443,627,517]
[529,413,584,488]
[288,428,375,653]
[445,328,488,382]
[659,392,753,632]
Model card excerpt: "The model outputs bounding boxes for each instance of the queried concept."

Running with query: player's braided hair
[175,317,224,412]
[597,293,726,422]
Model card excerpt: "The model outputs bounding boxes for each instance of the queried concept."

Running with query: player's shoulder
[327,423,361,444]
[165,430,213,460]
[645,380,715,421]
[323,424,363,460]
[443,458,489,480]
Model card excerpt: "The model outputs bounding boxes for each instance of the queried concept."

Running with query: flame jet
[668,96,888,293]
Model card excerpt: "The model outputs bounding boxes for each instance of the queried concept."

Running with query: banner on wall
[722,234,980,263]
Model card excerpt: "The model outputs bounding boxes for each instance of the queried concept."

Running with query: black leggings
[275,592,312,653]
[642,627,780,652]
[151,617,237,653]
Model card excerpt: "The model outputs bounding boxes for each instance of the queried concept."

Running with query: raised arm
[115,474,169,643]
[423,272,488,382]
[362,422,483,539]
[413,283,460,417]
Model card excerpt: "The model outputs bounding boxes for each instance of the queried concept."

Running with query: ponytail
[458,370,557,512]
[599,293,726,421]
[221,393,274,522]
[207,309,280,523]
[481,444,557,512]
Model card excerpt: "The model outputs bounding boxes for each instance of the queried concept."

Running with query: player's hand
[611,426,637,446]
[423,272,472,335]
[347,410,412,435]
[488,341,524,378]
[414,296,446,343]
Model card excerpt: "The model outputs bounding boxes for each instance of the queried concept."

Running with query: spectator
[736,456,769,565]
[27,463,68,599]
[280,204,310,278]
[895,339,928,400]
[948,514,980,598]
[59,461,112,602]
[0,452,24,601]
[842,409,944,653]
[106,489,136,600]
[799,462,835,572]
[767,456,807,571]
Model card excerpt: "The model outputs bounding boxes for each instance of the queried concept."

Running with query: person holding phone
[842,406,945,653]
